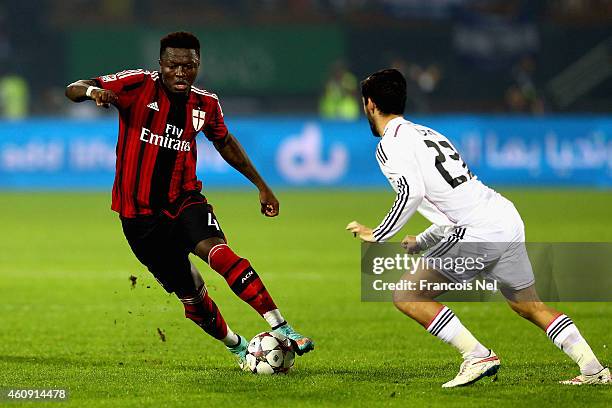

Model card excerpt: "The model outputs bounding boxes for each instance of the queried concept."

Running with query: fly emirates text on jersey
[139,124,190,152]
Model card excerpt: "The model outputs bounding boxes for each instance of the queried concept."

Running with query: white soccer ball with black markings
[245,331,295,375]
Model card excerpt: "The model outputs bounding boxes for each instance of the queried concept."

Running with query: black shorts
[120,193,225,294]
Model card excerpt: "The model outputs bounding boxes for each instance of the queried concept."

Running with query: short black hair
[160,31,200,58]
[361,69,406,115]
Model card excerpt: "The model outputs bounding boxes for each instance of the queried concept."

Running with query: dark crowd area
[2,0,611,117]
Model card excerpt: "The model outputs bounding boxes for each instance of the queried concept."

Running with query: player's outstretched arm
[65,79,118,108]
[213,133,279,217]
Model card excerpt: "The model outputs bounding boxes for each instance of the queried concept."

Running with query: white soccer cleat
[442,350,500,388]
[559,367,610,385]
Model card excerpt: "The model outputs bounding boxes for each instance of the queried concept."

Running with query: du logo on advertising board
[276,123,348,184]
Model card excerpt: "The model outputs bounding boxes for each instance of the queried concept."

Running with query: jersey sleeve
[416,224,453,250]
[202,96,228,141]
[93,69,148,110]
[372,140,425,242]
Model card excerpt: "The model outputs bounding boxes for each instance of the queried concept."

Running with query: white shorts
[423,209,535,291]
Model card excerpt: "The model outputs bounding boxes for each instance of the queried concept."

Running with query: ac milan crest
[192,109,206,132]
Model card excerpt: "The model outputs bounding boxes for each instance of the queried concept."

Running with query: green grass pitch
[0,189,611,407]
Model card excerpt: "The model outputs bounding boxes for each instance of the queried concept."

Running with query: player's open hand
[346,221,376,242]
[259,188,279,217]
[90,88,118,108]
[401,235,423,254]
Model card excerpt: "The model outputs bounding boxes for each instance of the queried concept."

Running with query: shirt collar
[382,116,407,138]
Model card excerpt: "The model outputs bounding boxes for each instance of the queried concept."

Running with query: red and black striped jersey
[94,69,228,218]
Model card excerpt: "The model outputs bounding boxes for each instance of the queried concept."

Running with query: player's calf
[395,300,494,387]
[392,267,453,325]
[207,243,278,316]
[506,298,558,329]
[393,271,491,367]
[205,243,315,354]
[180,285,250,368]
[180,285,241,347]
[505,286,607,380]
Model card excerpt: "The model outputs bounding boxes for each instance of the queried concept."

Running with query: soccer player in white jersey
[346,69,609,387]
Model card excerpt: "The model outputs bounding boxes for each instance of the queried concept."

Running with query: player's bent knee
[194,237,226,262]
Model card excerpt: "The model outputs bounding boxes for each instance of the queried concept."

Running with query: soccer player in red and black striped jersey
[65,31,314,368]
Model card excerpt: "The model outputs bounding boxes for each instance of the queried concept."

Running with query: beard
[366,114,380,137]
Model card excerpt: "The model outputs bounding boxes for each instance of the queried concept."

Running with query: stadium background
[1,1,611,407]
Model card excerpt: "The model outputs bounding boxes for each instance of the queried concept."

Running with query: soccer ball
[245,331,295,374]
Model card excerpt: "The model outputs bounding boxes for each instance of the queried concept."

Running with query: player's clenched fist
[259,188,279,217]
[345,221,375,242]
[90,88,118,108]
[401,235,423,254]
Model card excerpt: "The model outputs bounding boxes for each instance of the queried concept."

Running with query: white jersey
[372,117,520,246]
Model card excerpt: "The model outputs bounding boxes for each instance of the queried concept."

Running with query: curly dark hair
[160,31,200,57]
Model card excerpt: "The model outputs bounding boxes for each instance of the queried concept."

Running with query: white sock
[546,314,604,375]
[222,327,240,347]
[427,306,489,360]
[263,309,286,329]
